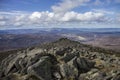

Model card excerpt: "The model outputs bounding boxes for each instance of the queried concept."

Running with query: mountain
[0,28,120,52]
[0,38,120,80]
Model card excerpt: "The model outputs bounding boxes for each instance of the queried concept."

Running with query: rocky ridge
[0,38,120,80]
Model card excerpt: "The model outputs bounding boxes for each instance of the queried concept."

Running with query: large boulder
[76,57,95,73]
[59,57,78,79]
[27,56,53,80]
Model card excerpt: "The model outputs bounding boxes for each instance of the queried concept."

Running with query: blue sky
[0,0,120,29]
[0,0,59,12]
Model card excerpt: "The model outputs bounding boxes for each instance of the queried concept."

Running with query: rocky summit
[0,38,120,80]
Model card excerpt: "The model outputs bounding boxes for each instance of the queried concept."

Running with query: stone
[114,76,120,80]
[27,56,53,80]
[0,38,120,80]
[76,57,95,73]
[60,52,79,63]
[53,72,61,79]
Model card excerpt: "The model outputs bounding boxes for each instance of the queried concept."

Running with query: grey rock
[60,64,72,78]
[53,72,61,79]
[60,52,79,63]
[76,57,95,73]
[0,38,120,80]
[113,76,120,80]
[59,58,78,80]
[27,56,53,80]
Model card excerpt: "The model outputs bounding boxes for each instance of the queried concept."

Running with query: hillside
[0,38,120,80]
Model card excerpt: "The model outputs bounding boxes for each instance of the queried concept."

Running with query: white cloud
[29,12,42,20]
[0,21,6,26]
[15,14,27,22]
[13,22,24,26]
[60,11,104,22]
[0,15,9,26]
[0,11,28,16]
[92,9,115,15]
[116,14,120,23]
[60,11,77,21]
[0,10,114,28]
[94,0,103,5]
[106,0,120,4]
[115,0,120,3]
[52,0,90,13]
[0,0,118,28]
[0,16,5,20]
[0,15,8,21]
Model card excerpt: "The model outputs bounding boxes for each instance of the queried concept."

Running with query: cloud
[28,11,105,23]
[0,21,6,26]
[0,0,118,28]
[115,0,120,3]
[116,14,120,23]
[0,11,28,15]
[94,0,103,5]
[60,11,105,22]
[106,0,120,4]
[0,15,9,26]
[0,10,109,28]
[0,16,5,20]
[29,12,42,21]
[92,9,115,15]
[0,15,8,21]
[15,15,27,21]
[51,0,90,13]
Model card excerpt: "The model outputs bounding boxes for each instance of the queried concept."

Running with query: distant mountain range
[1,28,120,34]
[0,28,120,52]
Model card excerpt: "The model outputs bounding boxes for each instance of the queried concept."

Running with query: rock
[113,76,120,80]
[112,74,120,80]
[55,47,72,56]
[87,69,99,75]
[76,57,95,73]
[0,38,120,80]
[60,52,79,63]
[53,72,61,80]
[60,64,73,78]
[79,73,87,80]
[4,57,20,76]
[105,76,113,80]
[27,56,53,80]
[0,54,17,76]
[67,57,78,77]
[59,57,79,80]
[80,71,106,80]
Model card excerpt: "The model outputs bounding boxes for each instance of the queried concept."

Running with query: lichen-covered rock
[27,56,53,80]
[0,38,120,80]
[59,57,78,79]
[76,57,95,73]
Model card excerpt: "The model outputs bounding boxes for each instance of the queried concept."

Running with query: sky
[0,0,120,29]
